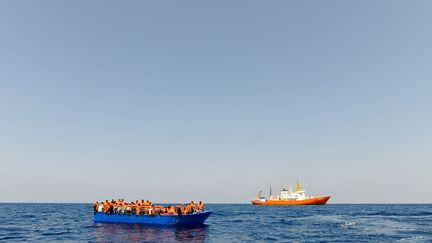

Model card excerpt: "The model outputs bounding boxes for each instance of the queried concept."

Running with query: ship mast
[269,183,272,197]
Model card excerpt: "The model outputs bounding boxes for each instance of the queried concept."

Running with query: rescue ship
[252,181,330,205]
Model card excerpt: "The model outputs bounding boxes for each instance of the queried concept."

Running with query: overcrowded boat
[93,199,211,226]
[252,181,331,205]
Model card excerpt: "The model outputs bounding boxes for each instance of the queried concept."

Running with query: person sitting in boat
[161,206,168,215]
[142,205,149,215]
[144,199,150,205]
[149,205,155,216]
[136,203,149,216]
[169,205,177,215]
[162,205,176,215]
[113,200,121,214]
[126,202,133,214]
[197,201,204,212]
[156,205,165,215]
[105,202,110,214]
[185,202,194,214]
[130,202,136,214]
[176,205,183,215]
[121,203,127,214]
[95,199,204,216]
[141,204,148,215]
[93,201,99,213]
[108,200,115,214]
[135,203,141,215]
[101,200,108,213]
[98,202,104,213]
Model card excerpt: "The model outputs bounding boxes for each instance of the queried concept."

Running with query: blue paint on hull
[93,211,211,226]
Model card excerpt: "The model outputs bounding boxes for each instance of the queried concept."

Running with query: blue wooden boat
[94,211,211,226]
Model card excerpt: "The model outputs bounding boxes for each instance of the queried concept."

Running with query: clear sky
[1,1,431,203]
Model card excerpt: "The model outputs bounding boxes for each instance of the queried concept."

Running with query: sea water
[0,203,431,242]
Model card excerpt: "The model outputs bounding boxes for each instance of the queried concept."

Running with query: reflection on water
[92,223,207,242]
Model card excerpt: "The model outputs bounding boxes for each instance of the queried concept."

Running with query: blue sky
[0,1,431,203]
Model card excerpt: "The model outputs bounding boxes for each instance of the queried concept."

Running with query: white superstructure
[259,181,314,201]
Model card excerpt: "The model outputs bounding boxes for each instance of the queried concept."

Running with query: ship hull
[252,196,330,206]
[93,211,211,226]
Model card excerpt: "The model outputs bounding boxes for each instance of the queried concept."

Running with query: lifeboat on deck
[252,181,330,206]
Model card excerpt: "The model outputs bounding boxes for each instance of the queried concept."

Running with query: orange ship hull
[252,196,330,206]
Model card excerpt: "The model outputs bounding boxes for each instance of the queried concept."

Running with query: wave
[40,231,70,236]
[341,221,357,228]
[363,211,432,217]
[397,235,427,241]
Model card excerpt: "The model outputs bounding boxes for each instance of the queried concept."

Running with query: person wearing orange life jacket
[183,201,194,214]
[162,205,169,215]
[184,204,191,214]
[94,199,205,215]
[181,204,189,215]
[142,204,148,215]
[140,203,145,215]
[103,200,108,213]
[168,206,175,215]
[190,201,196,213]
[169,205,177,215]
[135,203,141,215]
[197,201,204,212]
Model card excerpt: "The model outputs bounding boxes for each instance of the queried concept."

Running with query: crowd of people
[93,199,204,216]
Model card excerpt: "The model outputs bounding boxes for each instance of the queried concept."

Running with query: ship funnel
[295,180,302,193]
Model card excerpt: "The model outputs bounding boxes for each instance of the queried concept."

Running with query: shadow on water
[91,223,208,242]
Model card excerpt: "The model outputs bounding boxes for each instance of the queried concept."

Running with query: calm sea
[0,203,431,242]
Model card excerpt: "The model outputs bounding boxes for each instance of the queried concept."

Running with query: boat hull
[93,211,211,226]
[252,196,330,205]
